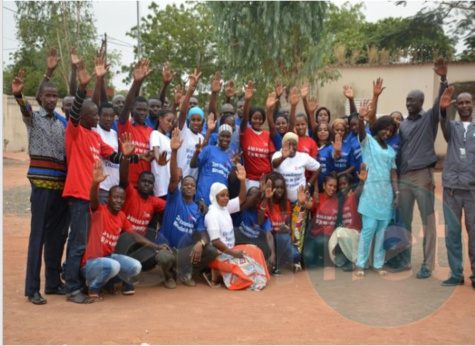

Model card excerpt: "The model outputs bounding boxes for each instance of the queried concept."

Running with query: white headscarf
[218,124,233,134]
[209,182,228,210]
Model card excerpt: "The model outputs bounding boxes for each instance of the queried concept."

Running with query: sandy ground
[3,152,475,345]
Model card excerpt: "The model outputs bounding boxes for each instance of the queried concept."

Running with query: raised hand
[188,69,202,90]
[308,96,319,114]
[78,60,95,89]
[333,133,342,152]
[297,185,307,206]
[343,85,354,99]
[207,113,217,132]
[211,71,222,93]
[275,80,286,99]
[70,47,80,66]
[174,84,183,106]
[265,179,275,199]
[373,77,385,96]
[94,55,110,79]
[266,91,278,109]
[433,56,447,78]
[170,127,183,151]
[162,61,175,83]
[195,137,204,153]
[300,82,310,99]
[133,58,152,83]
[158,152,169,166]
[92,160,109,183]
[440,86,455,110]
[244,80,254,101]
[289,86,299,106]
[225,80,236,98]
[359,99,371,120]
[357,162,368,182]
[236,163,246,181]
[120,132,135,157]
[12,70,25,95]
[232,150,242,165]
[46,47,60,71]
[281,140,291,159]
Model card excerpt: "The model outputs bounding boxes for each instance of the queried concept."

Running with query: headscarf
[218,124,233,134]
[209,183,228,210]
[282,132,299,145]
[187,106,204,120]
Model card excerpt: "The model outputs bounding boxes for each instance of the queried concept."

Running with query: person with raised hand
[240,80,276,190]
[439,86,475,289]
[205,164,270,290]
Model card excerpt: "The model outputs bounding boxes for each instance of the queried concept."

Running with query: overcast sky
[2,0,451,90]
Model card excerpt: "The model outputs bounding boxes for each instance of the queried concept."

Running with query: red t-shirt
[122,184,166,236]
[81,204,133,267]
[262,200,292,233]
[118,120,152,187]
[310,193,338,237]
[240,127,275,180]
[63,121,115,200]
[341,193,362,231]
[297,136,318,182]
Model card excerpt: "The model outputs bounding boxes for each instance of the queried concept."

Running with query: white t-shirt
[93,126,119,191]
[177,126,204,180]
[272,151,320,202]
[205,197,240,249]
[150,130,171,197]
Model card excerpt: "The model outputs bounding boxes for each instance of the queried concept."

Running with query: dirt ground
[3,152,475,345]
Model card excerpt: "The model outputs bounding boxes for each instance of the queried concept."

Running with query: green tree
[208,1,339,103]
[124,1,222,99]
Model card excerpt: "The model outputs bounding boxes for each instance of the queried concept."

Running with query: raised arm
[273,80,286,118]
[119,132,136,188]
[168,128,184,193]
[236,163,247,206]
[12,70,34,119]
[439,86,456,142]
[272,141,291,169]
[178,69,201,130]
[240,80,254,133]
[189,138,203,169]
[91,55,110,107]
[343,85,357,115]
[288,87,299,132]
[307,96,319,134]
[90,160,109,211]
[225,80,236,104]
[36,47,60,105]
[432,56,448,113]
[171,84,182,116]
[69,60,95,127]
[300,82,311,119]
[69,47,80,96]
[120,59,152,124]
[208,71,222,117]
[202,113,217,147]
[159,62,175,107]
[266,92,279,137]
[358,99,371,142]
[367,78,385,127]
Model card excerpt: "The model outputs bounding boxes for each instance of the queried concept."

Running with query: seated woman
[304,174,339,268]
[328,166,367,271]
[204,164,270,291]
[234,186,276,270]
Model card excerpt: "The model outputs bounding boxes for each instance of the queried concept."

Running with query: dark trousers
[64,197,90,295]
[303,235,332,268]
[234,228,271,259]
[443,188,475,282]
[25,184,69,296]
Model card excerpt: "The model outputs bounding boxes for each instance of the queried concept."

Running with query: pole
[137,1,141,60]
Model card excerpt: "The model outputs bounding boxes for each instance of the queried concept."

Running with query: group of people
[15,48,474,305]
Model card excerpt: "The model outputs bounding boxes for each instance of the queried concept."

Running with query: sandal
[355,268,365,277]
[66,292,94,304]
[374,268,388,276]
[88,292,103,302]
[202,272,221,288]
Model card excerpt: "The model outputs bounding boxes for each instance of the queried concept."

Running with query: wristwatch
[200,239,206,247]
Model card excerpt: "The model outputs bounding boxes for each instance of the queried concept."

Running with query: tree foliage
[207,1,339,103]
[4,1,103,96]
[124,1,222,98]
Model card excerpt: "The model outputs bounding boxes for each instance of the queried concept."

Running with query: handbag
[383,209,412,252]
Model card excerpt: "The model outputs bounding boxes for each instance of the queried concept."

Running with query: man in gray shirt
[439,87,475,289]
[391,57,448,278]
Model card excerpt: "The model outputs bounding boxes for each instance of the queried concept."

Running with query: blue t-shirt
[345,132,362,183]
[145,116,158,130]
[271,132,284,151]
[160,188,205,249]
[317,144,334,189]
[329,140,356,174]
[238,209,272,238]
[195,145,233,205]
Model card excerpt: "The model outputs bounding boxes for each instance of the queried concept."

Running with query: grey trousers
[443,188,475,282]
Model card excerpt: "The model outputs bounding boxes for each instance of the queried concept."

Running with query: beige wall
[2,95,64,152]
[313,62,475,157]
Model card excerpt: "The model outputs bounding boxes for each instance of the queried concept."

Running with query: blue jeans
[356,215,389,269]
[65,198,90,295]
[81,254,141,292]
[303,235,331,268]
[274,233,300,269]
